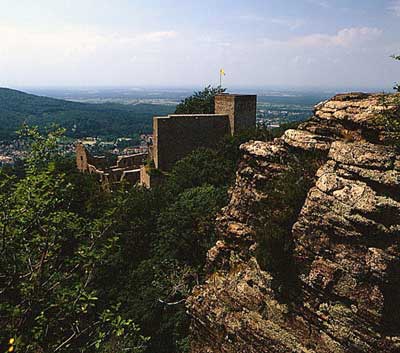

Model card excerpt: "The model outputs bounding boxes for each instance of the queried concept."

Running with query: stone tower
[76,142,89,172]
[215,94,257,135]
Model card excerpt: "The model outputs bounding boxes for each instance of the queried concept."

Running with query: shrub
[174,86,226,114]
[377,94,400,148]
[392,54,400,92]
[254,149,327,297]
[167,148,235,193]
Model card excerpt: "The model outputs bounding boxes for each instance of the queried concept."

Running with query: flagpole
[219,69,225,87]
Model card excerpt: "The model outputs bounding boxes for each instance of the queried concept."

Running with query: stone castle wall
[117,153,147,169]
[76,143,107,172]
[77,93,258,186]
[153,114,230,171]
[215,94,257,134]
[153,94,257,171]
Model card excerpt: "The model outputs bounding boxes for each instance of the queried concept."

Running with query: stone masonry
[151,94,257,172]
[215,94,257,134]
[76,142,147,189]
[152,114,230,171]
[77,93,257,188]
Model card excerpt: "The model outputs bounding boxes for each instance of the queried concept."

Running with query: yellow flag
[220,69,226,76]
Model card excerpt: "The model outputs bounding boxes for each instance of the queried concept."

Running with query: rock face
[187,93,400,353]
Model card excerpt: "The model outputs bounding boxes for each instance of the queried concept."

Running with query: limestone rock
[283,129,333,151]
[187,93,400,352]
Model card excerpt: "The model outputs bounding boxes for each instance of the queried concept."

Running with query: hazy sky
[0,0,399,89]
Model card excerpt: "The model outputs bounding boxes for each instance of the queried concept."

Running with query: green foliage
[18,124,66,172]
[155,186,227,266]
[174,86,226,114]
[91,126,268,352]
[1,121,290,352]
[254,150,326,296]
[0,127,148,353]
[95,307,149,353]
[96,162,230,352]
[375,55,400,146]
[377,94,400,147]
[166,126,290,194]
[167,148,235,193]
[392,55,400,92]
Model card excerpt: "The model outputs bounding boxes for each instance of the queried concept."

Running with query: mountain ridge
[0,87,174,140]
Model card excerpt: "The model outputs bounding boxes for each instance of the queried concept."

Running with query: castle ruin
[76,93,257,188]
[76,143,147,189]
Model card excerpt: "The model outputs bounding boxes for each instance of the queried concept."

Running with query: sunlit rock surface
[187,93,400,353]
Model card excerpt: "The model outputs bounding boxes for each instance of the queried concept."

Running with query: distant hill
[0,87,175,140]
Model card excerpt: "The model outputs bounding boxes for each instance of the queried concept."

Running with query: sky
[0,0,399,90]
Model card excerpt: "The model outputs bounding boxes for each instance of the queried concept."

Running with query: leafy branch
[392,54,400,92]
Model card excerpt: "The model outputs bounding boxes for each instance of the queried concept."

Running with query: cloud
[258,27,382,50]
[239,15,305,30]
[270,18,305,30]
[286,27,383,48]
[238,14,264,22]
[0,25,182,86]
[306,0,331,8]
[138,31,178,42]
[0,25,178,60]
[0,23,392,88]
[389,0,400,16]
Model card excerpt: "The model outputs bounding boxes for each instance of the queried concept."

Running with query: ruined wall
[187,93,400,353]
[117,153,147,169]
[76,143,89,172]
[215,94,257,134]
[77,93,257,184]
[139,165,164,188]
[153,114,230,171]
[76,142,107,172]
[76,142,147,188]
[121,169,141,184]
[140,165,151,188]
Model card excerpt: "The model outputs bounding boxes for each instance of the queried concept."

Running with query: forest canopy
[0,119,276,352]
[0,88,174,140]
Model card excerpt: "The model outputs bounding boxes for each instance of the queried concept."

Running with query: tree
[0,127,148,353]
[377,55,400,147]
[18,124,66,172]
[167,148,235,193]
[155,185,226,267]
[392,54,400,92]
[254,150,327,299]
[1,121,277,353]
[174,86,226,114]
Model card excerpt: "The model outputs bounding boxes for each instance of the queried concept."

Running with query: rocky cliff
[187,93,400,353]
